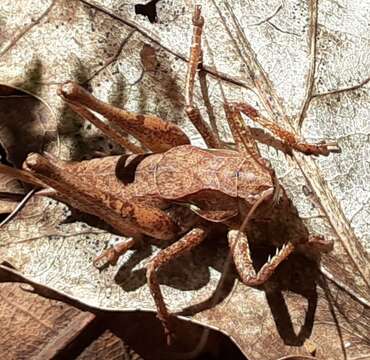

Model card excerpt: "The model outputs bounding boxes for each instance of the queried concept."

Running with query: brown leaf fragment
[0,282,88,359]
[0,173,24,195]
[0,265,245,360]
[34,311,97,360]
[76,330,143,360]
[0,173,25,214]
[140,43,158,73]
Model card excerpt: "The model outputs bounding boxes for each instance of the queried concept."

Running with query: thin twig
[266,22,299,37]
[219,1,286,120]
[82,29,136,84]
[320,266,370,308]
[250,5,282,26]
[313,75,370,98]
[297,0,319,130]
[0,230,105,248]
[249,4,299,36]
[0,189,36,227]
[348,355,370,360]
[0,0,57,57]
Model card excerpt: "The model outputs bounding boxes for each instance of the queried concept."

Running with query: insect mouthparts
[58,81,81,102]
[24,153,43,170]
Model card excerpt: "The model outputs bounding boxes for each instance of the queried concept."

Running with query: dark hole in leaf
[105,311,247,360]
[135,0,160,23]
[0,143,12,167]
[0,144,18,223]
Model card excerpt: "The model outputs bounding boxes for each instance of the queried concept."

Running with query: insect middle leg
[146,227,208,344]
[93,237,137,269]
[224,103,283,203]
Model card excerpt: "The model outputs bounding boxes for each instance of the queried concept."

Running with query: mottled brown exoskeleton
[0,6,339,344]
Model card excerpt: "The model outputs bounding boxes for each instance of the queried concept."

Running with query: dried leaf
[0,173,24,214]
[76,330,143,360]
[0,281,94,359]
[0,84,56,167]
[0,1,369,358]
[0,83,55,216]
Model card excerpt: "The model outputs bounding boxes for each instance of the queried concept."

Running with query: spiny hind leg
[62,98,143,154]
[23,153,179,241]
[59,82,190,153]
[298,234,334,256]
[228,230,294,286]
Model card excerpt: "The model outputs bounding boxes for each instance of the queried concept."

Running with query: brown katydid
[0,5,339,345]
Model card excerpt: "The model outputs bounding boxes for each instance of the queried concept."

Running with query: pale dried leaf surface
[0,0,369,358]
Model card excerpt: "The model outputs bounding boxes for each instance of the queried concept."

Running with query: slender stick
[0,189,36,227]
[297,0,319,129]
